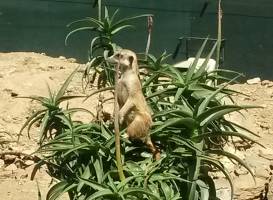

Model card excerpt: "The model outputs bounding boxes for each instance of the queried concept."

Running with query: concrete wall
[0,0,273,79]
[0,0,93,61]
[0,0,191,62]
[191,0,273,79]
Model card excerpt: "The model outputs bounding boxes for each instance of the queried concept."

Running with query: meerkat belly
[117,81,128,106]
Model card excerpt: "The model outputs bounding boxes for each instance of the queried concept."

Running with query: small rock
[234,166,249,176]
[0,159,5,168]
[270,163,273,170]
[8,145,23,152]
[259,149,273,161]
[59,56,66,60]
[22,149,34,155]
[243,96,252,101]
[10,92,18,97]
[261,80,270,85]
[247,77,261,85]
[234,174,257,190]
[255,168,269,179]
[245,155,270,169]
[4,154,16,162]
[216,188,231,200]
[5,163,17,171]
[15,169,28,179]
[14,159,24,169]
[261,80,273,87]
[24,160,34,166]
[67,58,76,63]
[269,131,273,135]
[260,123,270,130]
[3,88,12,94]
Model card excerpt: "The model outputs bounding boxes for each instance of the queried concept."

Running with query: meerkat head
[107,49,139,75]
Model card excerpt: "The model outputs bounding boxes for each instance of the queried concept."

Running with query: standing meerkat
[107,49,160,160]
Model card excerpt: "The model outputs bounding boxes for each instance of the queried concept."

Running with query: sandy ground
[0,52,272,200]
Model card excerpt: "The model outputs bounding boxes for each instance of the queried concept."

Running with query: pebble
[4,154,16,162]
[8,145,23,152]
[5,163,17,171]
[255,168,269,179]
[234,174,256,190]
[270,163,273,170]
[24,160,34,166]
[243,97,252,101]
[67,58,76,63]
[258,149,273,161]
[0,159,5,168]
[234,168,249,176]
[22,149,35,155]
[14,159,24,169]
[10,92,18,97]
[58,56,66,60]
[216,188,231,200]
[247,77,261,85]
[261,123,270,130]
[261,80,273,87]
[15,169,28,179]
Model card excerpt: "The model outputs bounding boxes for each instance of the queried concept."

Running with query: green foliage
[23,42,260,200]
[19,4,260,200]
[66,6,150,89]
[17,68,92,144]
[139,40,260,199]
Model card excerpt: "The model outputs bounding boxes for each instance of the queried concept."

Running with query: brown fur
[107,49,160,160]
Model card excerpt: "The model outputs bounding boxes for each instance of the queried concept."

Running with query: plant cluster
[19,3,260,200]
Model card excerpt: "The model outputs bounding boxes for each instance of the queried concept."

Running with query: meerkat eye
[115,53,124,59]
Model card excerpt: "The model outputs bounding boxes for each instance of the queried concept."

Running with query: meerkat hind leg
[145,137,160,160]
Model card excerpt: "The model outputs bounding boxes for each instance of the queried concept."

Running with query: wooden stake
[114,58,125,181]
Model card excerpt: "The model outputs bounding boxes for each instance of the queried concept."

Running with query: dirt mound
[0,52,272,199]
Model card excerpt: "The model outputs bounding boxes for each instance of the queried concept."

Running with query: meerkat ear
[129,55,139,76]
[129,56,134,66]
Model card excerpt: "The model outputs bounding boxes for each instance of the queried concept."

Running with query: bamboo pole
[216,0,222,69]
[114,59,125,181]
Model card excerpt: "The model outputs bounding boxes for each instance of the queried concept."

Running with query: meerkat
[107,49,160,160]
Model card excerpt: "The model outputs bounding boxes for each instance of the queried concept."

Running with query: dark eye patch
[115,53,124,59]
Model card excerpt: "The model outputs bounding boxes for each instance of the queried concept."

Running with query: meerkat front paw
[121,133,129,140]
[119,113,125,124]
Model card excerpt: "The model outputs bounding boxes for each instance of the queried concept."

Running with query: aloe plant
[66,6,151,89]
[25,41,260,200]
[139,39,261,199]
[18,4,261,200]
[17,68,93,144]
